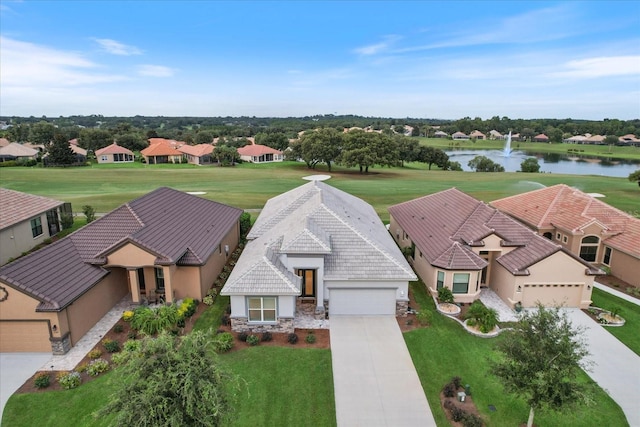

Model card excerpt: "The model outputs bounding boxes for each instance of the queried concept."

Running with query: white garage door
[522,284,582,308]
[330,288,396,316]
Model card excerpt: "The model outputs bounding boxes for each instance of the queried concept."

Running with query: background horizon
[1,1,639,120]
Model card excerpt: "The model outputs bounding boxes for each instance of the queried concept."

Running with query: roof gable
[0,188,64,230]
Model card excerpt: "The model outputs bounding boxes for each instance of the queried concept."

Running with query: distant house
[141,140,183,164]
[489,130,504,140]
[533,134,549,143]
[618,134,640,146]
[469,130,486,140]
[69,144,88,163]
[492,184,640,287]
[563,135,587,144]
[221,181,415,333]
[0,188,242,353]
[433,130,449,138]
[0,143,38,163]
[389,188,600,310]
[0,188,68,265]
[178,144,214,165]
[95,143,135,164]
[237,144,283,163]
[451,132,469,140]
[23,143,46,153]
[585,135,606,145]
[0,138,10,148]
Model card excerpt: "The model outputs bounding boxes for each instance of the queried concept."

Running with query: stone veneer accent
[50,332,72,355]
[396,300,409,317]
[230,317,294,334]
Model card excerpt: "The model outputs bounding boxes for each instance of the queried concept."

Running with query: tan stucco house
[237,143,283,163]
[178,143,214,165]
[0,188,242,353]
[0,189,69,266]
[389,188,600,310]
[221,181,416,333]
[95,143,135,163]
[492,184,640,287]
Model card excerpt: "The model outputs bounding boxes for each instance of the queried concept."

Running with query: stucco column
[163,265,174,303]
[128,268,141,303]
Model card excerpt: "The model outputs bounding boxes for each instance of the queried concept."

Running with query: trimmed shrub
[34,373,50,388]
[127,330,137,340]
[102,338,120,353]
[58,371,81,389]
[246,334,260,346]
[113,323,124,333]
[87,359,110,376]
[464,301,499,333]
[305,333,317,344]
[261,331,273,342]
[287,333,299,344]
[123,339,141,353]
[212,332,234,353]
[202,295,215,306]
[451,376,462,389]
[110,352,130,366]
[462,413,484,427]
[442,382,456,398]
[438,287,455,304]
[76,363,88,373]
[451,406,467,422]
[237,332,248,342]
[88,349,103,359]
[221,314,230,326]
[122,311,134,322]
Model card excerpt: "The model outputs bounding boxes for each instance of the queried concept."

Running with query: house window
[155,267,165,292]
[436,271,444,290]
[556,233,561,240]
[452,273,470,294]
[603,247,612,265]
[30,217,43,238]
[579,235,599,262]
[296,269,316,298]
[101,155,108,161]
[562,235,568,244]
[248,297,277,322]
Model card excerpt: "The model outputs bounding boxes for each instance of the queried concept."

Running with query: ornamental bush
[261,331,273,342]
[34,373,50,388]
[287,333,298,344]
[122,311,134,322]
[305,333,316,344]
[212,332,234,353]
[102,338,120,353]
[246,334,260,346]
[87,359,110,376]
[88,349,103,359]
[123,339,141,353]
[437,287,455,304]
[58,371,81,389]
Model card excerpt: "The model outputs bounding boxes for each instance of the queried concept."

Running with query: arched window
[543,232,553,240]
[579,235,599,262]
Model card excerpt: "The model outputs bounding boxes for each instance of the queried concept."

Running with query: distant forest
[2,114,639,148]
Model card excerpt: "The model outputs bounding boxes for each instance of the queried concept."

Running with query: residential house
[0,188,69,266]
[95,143,135,164]
[469,130,486,140]
[452,132,470,140]
[0,143,38,163]
[488,130,504,140]
[0,138,10,147]
[433,130,449,138]
[69,144,88,163]
[585,135,606,145]
[221,181,416,333]
[0,188,242,353]
[533,134,549,143]
[237,143,284,163]
[492,184,640,287]
[389,188,600,310]
[178,143,214,165]
[564,135,587,144]
[618,134,640,146]
[141,140,183,164]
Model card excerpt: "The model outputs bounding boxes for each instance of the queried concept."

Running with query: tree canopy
[46,133,76,166]
[629,170,640,187]
[468,155,505,172]
[340,129,399,173]
[520,157,541,173]
[491,305,593,427]
[418,146,449,170]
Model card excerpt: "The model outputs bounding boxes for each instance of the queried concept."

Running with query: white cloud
[353,35,401,56]
[549,56,640,79]
[137,64,175,77]
[93,38,142,55]
[0,36,128,87]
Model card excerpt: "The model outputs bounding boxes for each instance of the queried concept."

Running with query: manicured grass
[405,282,628,427]
[590,288,640,356]
[1,161,638,221]
[192,295,230,333]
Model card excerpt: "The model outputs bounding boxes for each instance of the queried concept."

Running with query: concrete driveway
[563,308,640,427]
[330,316,436,426]
[0,352,52,422]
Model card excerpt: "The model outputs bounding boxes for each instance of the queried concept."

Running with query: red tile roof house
[533,133,549,142]
[469,130,486,140]
[491,184,640,287]
[95,142,135,164]
[221,181,416,333]
[177,143,214,165]
[237,143,284,163]
[388,188,601,310]
[0,188,68,266]
[141,139,184,164]
[0,188,242,353]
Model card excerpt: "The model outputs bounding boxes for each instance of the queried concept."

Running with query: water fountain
[503,131,512,157]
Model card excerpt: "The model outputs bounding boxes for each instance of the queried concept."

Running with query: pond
[445,149,640,177]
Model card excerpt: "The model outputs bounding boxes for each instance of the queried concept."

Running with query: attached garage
[0,320,51,353]
[329,288,397,316]
[522,284,583,308]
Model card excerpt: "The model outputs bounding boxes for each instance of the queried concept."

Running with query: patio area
[294,302,330,329]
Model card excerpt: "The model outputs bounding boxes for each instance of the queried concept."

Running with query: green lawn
[590,288,640,356]
[1,161,638,221]
[405,282,628,427]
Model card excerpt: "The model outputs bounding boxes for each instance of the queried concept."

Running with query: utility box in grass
[457,391,466,402]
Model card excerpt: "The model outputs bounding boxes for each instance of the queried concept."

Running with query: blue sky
[1,1,639,119]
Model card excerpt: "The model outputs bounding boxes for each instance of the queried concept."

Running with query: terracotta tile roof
[70,144,87,155]
[178,144,213,157]
[141,143,183,156]
[95,143,134,156]
[237,144,283,157]
[0,188,64,230]
[491,184,640,258]
[0,138,10,147]
[0,143,38,157]
[69,138,79,146]
[0,188,242,311]
[388,188,591,274]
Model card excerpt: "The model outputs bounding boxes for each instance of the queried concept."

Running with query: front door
[137,268,146,294]
[296,269,316,298]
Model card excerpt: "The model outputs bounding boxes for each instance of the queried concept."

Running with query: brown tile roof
[0,188,64,230]
[388,188,595,274]
[237,144,283,157]
[95,143,134,156]
[141,142,183,156]
[491,184,640,258]
[178,144,213,157]
[0,188,242,311]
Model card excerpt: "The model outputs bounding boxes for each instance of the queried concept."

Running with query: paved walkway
[563,308,640,427]
[479,288,518,322]
[330,316,436,426]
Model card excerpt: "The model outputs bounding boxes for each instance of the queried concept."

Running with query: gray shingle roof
[0,187,242,311]
[222,181,415,296]
[389,188,597,275]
